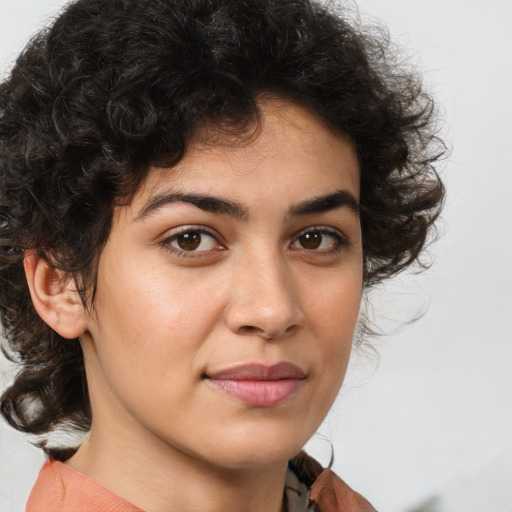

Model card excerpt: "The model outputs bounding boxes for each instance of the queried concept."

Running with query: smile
[205,362,306,407]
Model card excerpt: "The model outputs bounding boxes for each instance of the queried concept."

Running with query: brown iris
[176,231,202,251]
[298,232,322,249]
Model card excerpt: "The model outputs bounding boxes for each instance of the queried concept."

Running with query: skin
[26,100,363,512]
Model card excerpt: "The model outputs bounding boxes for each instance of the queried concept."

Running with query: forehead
[134,100,360,210]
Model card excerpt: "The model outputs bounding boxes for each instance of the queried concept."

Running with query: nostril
[240,325,258,335]
[284,324,298,335]
[239,325,276,338]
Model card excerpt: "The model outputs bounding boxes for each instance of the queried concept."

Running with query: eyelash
[160,226,224,258]
[289,227,348,254]
[160,225,348,258]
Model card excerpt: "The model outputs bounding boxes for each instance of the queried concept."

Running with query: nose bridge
[225,246,304,339]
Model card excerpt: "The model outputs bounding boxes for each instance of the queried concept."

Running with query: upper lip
[206,362,306,381]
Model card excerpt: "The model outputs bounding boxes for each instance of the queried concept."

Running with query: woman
[0,0,444,510]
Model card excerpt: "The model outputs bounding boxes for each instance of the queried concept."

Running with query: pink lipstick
[205,362,305,407]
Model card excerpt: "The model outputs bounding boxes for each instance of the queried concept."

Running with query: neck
[68,421,288,512]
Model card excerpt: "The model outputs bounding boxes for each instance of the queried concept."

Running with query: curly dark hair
[0,0,444,459]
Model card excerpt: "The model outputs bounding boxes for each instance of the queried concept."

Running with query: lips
[205,362,306,407]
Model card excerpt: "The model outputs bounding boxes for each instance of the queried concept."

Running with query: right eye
[161,227,225,257]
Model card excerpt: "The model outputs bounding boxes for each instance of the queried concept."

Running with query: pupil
[177,232,201,251]
[300,232,321,249]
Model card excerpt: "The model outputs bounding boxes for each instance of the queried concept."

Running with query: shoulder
[26,460,143,512]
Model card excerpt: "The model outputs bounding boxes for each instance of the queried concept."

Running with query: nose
[224,253,305,340]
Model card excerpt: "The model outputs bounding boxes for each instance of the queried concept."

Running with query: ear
[23,253,88,339]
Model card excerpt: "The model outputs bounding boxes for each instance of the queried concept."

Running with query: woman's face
[81,100,363,470]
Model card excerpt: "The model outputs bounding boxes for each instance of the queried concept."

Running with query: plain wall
[1,1,511,511]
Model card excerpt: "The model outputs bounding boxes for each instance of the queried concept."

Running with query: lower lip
[206,378,303,407]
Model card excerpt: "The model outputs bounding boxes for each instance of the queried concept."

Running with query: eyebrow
[288,190,359,217]
[135,192,249,221]
[134,189,359,222]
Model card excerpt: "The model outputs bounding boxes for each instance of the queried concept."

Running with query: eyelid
[160,225,226,257]
[290,226,348,251]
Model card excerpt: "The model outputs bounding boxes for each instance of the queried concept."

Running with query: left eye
[166,230,220,252]
[290,229,344,251]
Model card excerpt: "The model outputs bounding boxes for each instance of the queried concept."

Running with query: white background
[0,1,511,511]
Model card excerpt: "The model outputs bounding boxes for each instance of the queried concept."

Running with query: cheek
[302,269,362,389]
[88,259,226,399]
[97,248,221,337]
[304,268,362,338]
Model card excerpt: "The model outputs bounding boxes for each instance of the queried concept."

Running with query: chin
[202,425,311,470]
[217,447,301,470]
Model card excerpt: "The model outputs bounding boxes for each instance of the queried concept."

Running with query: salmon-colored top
[26,457,376,512]
[26,460,144,512]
